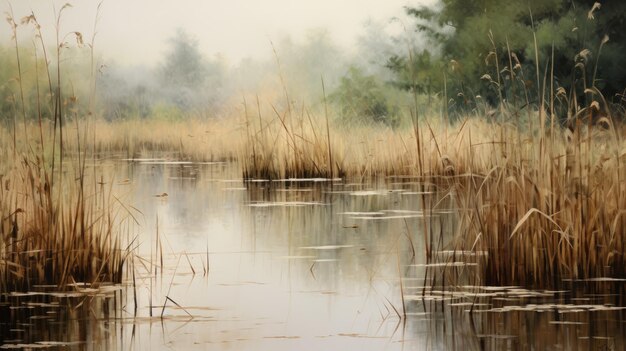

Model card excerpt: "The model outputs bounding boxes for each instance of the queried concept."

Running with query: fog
[1,0,433,65]
[1,0,437,122]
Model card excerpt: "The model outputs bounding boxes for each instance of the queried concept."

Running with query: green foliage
[151,102,184,121]
[330,66,400,126]
[0,44,93,125]
[386,50,445,95]
[99,76,152,121]
[393,0,626,118]
[0,47,18,124]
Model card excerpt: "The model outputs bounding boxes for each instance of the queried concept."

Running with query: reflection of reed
[0,287,123,348]
[405,269,626,350]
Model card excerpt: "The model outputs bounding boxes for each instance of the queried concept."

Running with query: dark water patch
[0,285,123,348]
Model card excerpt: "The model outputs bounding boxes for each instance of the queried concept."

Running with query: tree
[160,28,207,89]
[157,29,228,113]
[275,29,347,101]
[330,66,399,126]
[391,0,626,117]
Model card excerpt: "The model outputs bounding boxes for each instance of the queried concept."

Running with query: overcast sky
[1,0,434,66]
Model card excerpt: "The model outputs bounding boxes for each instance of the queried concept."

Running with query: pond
[1,159,624,350]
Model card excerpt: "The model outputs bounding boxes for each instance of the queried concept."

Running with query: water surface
[1,159,624,350]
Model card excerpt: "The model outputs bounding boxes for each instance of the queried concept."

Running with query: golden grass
[19,96,621,288]
[3,93,624,290]
[1,1,623,291]
[235,101,625,286]
[65,118,244,162]
[0,5,127,293]
[449,122,625,287]
[0,152,127,292]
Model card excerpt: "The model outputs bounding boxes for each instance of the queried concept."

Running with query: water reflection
[1,159,624,350]
[0,287,123,349]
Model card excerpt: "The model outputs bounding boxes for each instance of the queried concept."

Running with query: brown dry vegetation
[2,91,624,290]
[63,118,243,162]
[0,6,126,293]
[0,156,126,292]
[46,100,626,288]
[261,108,625,288]
[1,3,624,293]
[0,114,128,293]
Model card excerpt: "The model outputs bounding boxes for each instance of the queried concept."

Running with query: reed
[1,3,622,293]
[12,68,620,291]
[0,6,126,293]
[0,156,126,291]
[446,120,625,287]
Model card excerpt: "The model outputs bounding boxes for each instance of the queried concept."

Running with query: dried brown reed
[64,118,244,162]
[233,91,624,286]
[1,3,622,293]
[0,5,126,293]
[449,121,625,287]
[25,61,620,291]
[0,157,126,291]
[4,101,620,293]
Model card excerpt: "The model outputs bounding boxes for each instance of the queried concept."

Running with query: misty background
[1,0,623,127]
[0,0,434,124]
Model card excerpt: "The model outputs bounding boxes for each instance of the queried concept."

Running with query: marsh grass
[1,3,623,294]
[34,91,624,289]
[234,16,626,289]
[0,156,127,292]
[0,5,126,293]
[446,122,625,287]
[69,118,243,162]
[58,98,624,290]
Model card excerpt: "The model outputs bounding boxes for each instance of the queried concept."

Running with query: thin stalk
[321,77,333,179]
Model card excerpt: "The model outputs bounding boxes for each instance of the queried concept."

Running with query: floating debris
[139,161,194,165]
[277,256,316,260]
[273,178,342,183]
[300,245,353,250]
[349,190,393,196]
[410,262,478,267]
[247,201,324,207]
[1,341,84,349]
[121,158,167,162]
[339,211,385,216]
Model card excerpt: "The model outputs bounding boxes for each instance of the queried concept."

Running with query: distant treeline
[388,0,626,121]
[0,0,624,127]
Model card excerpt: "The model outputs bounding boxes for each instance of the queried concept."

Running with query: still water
[1,159,624,350]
